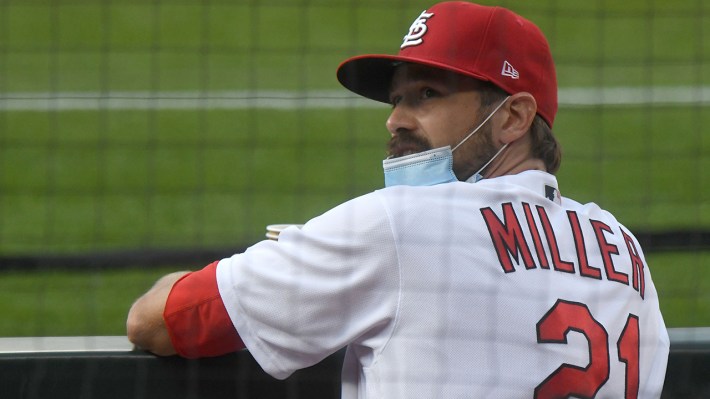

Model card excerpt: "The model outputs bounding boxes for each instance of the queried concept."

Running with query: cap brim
[336,55,401,104]
[337,54,493,104]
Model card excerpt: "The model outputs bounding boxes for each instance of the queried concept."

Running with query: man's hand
[126,271,191,356]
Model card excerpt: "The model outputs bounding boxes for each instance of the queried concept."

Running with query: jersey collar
[473,170,562,205]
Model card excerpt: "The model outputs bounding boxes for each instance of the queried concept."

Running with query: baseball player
[127,2,670,398]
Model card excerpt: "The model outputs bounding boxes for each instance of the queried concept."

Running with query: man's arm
[126,271,190,356]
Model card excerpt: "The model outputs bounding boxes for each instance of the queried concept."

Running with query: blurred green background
[0,0,708,335]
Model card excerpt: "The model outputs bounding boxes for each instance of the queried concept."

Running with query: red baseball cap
[336,1,558,127]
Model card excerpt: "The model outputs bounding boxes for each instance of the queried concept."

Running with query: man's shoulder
[561,196,642,240]
[306,190,391,233]
[562,196,617,221]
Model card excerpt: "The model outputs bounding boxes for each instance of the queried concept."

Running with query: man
[127,2,669,397]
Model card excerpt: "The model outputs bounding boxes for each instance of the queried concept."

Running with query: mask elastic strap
[452,96,510,153]
[472,142,509,179]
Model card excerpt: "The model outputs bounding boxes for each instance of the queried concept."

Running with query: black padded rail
[0,346,343,399]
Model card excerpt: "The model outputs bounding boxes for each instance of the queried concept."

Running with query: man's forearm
[126,271,191,356]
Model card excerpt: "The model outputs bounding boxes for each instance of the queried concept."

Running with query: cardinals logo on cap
[401,10,434,48]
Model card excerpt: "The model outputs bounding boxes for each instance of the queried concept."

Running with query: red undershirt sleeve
[163,261,245,358]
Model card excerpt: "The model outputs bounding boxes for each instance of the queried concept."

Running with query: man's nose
[385,105,417,137]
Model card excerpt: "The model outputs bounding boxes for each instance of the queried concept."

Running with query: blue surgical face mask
[383,96,510,187]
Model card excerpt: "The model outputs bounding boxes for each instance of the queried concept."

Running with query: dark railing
[1,328,708,399]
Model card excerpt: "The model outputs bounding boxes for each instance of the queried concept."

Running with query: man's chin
[388,150,417,158]
[386,146,431,159]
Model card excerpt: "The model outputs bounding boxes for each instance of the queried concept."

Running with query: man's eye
[422,88,437,98]
[390,95,402,107]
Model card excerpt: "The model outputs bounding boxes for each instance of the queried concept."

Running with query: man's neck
[484,134,546,178]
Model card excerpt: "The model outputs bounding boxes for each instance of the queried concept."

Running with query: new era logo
[501,61,519,79]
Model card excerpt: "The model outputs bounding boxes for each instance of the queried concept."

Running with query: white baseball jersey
[214,170,669,398]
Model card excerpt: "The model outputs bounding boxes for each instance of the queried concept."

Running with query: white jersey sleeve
[215,192,400,379]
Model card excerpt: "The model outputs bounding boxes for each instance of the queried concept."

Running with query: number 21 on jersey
[535,299,639,399]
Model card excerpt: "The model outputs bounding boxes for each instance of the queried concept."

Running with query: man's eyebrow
[388,78,429,101]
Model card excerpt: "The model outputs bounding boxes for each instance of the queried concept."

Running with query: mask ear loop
[472,142,509,179]
[452,96,510,153]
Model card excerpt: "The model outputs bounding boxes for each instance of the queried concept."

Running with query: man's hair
[478,82,562,174]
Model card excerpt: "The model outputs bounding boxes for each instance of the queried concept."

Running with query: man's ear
[497,92,537,144]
